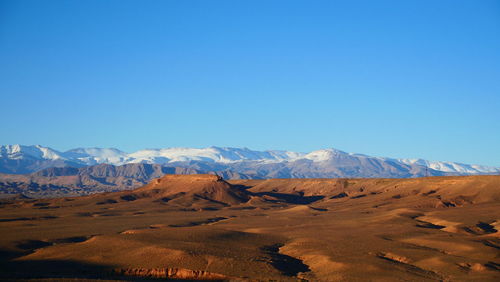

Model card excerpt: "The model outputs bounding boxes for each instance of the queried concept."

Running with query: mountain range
[1,144,499,177]
[1,144,499,198]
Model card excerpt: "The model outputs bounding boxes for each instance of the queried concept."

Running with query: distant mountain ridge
[0,163,209,198]
[1,144,499,177]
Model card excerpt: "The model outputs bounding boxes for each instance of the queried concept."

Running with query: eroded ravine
[260,243,311,279]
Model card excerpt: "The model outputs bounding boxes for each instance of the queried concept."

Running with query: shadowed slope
[232,175,500,208]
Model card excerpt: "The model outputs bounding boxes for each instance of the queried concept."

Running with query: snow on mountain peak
[0,144,64,160]
[303,148,348,162]
[64,147,129,165]
[127,146,296,164]
[399,158,499,174]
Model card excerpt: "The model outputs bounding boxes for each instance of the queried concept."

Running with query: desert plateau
[0,174,499,281]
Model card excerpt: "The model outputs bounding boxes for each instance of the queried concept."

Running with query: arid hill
[0,175,499,281]
[106,174,250,209]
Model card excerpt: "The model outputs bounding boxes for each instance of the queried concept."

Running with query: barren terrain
[0,174,499,281]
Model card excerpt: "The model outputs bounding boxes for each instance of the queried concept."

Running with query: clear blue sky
[1,0,499,166]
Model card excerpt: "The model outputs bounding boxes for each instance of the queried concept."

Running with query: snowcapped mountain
[64,147,129,165]
[398,158,500,175]
[127,147,297,164]
[0,144,65,160]
[127,147,308,164]
[0,144,498,177]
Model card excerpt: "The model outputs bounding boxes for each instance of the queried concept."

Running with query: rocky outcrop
[130,174,250,206]
[115,267,230,280]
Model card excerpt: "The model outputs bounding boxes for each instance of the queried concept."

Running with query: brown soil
[0,175,499,281]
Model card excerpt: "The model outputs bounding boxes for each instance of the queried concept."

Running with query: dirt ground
[0,175,499,281]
